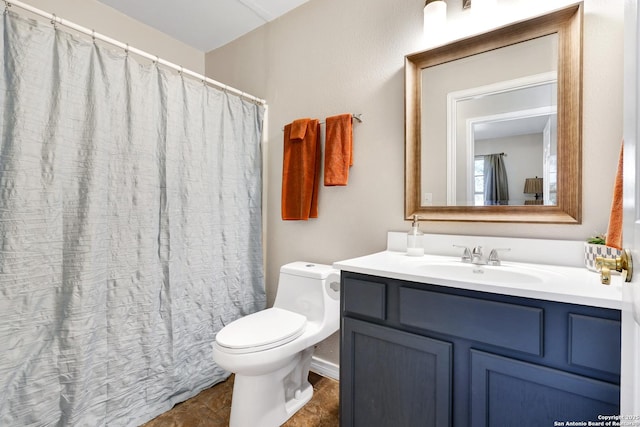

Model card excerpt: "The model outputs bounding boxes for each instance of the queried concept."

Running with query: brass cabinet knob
[595,249,633,285]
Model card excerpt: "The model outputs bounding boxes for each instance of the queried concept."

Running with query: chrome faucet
[487,248,511,266]
[455,245,511,266]
[471,246,484,264]
[453,245,472,263]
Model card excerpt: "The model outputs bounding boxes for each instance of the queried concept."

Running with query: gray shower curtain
[0,12,265,426]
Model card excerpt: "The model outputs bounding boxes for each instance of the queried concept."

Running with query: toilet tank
[274,262,339,323]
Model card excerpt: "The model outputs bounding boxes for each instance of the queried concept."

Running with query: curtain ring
[125,43,129,56]
[51,13,57,28]
[91,29,96,42]
[4,1,10,15]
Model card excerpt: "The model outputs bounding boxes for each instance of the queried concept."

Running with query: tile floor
[142,372,339,426]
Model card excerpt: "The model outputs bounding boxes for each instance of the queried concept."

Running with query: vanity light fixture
[424,0,447,42]
[523,177,543,204]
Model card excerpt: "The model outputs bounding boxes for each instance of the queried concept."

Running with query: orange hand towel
[282,119,321,220]
[606,142,623,249]
[324,114,353,186]
[290,118,309,140]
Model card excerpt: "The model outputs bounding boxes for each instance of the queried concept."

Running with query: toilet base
[228,348,315,427]
[284,382,313,415]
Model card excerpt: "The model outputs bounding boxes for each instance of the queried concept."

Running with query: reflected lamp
[523,177,543,201]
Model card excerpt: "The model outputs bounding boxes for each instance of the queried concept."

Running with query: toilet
[212,262,341,427]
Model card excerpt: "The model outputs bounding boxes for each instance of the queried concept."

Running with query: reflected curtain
[0,12,265,426]
[484,154,509,205]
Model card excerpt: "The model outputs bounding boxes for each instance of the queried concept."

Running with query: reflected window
[474,156,485,206]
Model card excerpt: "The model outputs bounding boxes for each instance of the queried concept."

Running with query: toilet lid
[215,307,307,353]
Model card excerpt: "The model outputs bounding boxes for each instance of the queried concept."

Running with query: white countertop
[334,250,623,310]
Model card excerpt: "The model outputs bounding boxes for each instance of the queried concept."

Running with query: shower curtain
[0,11,265,427]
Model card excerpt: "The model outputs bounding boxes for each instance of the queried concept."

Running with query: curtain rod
[475,152,507,157]
[4,0,267,106]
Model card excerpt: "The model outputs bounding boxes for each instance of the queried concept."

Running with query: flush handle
[595,249,633,285]
[330,281,340,292]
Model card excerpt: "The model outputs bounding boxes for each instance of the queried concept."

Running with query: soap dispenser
[407,215,424,257]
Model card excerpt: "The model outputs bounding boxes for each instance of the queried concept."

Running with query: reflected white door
[542,118,552,203]
[622,0,640,414]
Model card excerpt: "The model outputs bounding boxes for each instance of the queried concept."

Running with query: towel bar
[281,113,362,131]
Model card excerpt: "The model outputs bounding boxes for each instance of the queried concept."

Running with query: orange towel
[324,114,353,186]
[606,142,623,249]
[282,119,321,220]
[290,118,309,140]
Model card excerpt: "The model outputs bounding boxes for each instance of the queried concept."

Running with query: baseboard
[310,356,339,381]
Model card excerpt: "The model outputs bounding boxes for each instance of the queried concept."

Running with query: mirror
[425,36,558,207]
[405,3,582,223]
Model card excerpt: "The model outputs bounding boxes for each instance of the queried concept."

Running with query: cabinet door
[341,318,452,427]
[470,350,620,427]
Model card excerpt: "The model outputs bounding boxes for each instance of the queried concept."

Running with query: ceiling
[473,114,555,141]
[97,0,311,52]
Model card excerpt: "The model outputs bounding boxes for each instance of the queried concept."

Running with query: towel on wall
[282,118,321,220]
[290,118,309,140]
[324,114,353,186]
[606,142,623,249]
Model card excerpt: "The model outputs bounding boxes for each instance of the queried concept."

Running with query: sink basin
[419,261,564,285]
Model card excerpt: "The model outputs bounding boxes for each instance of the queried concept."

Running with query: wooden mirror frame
[405,3,582,223]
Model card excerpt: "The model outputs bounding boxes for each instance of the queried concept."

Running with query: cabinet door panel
[470,350,619,427]
[343,278,386,320]
[341,318,452,427]
[568,313,621,375]
[399,287,543,355]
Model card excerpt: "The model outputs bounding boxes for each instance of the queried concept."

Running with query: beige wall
[205,0,624,366]
[15,0,204,73]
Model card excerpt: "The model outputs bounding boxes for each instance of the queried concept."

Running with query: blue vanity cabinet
[339,271,621,427]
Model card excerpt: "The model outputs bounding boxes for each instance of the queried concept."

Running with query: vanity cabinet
[339,271,621,427]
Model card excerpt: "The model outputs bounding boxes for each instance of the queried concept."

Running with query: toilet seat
[216,307,307,354]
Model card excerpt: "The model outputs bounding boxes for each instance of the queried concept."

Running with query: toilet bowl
[212,262,340,427]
